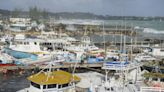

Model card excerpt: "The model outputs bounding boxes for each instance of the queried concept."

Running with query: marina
[1,1,164,92]
[0,17,164,92]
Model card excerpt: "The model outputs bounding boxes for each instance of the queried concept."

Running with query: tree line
[2,6,164,21]
[11,6,49,20]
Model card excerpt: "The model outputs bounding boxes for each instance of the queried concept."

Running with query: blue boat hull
[3,48,38,60]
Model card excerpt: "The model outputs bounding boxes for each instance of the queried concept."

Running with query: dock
[0,63,103,70]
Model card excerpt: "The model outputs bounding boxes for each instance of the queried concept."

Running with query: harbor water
[0,71,30,92]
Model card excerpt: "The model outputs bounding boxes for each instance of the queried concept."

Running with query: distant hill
[0,9,10,16]
[0,9,105,19]
[0,8,164,21]
[51,12,99,19]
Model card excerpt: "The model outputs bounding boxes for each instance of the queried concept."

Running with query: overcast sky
[0,0,164,16]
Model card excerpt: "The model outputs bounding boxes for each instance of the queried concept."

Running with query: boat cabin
[27,70,80,92]
[143,72,164,88]
[151,47,164,57]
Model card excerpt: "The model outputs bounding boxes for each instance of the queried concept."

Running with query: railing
[102,62,142,70]
[140,87,164,92]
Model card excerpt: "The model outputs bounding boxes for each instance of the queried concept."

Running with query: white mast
[102,21,106,56]
[130,23,133,62]
[115,22,117,46]
[120,31,123,53]
[124,22,126,55]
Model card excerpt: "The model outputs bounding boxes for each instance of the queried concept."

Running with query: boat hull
[0,63,16,67]
[3,48,38,60]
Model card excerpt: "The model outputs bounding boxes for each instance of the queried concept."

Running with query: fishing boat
[64,35,100,53]
[143,72,164,87]
[9,34,72,56]
[17,56,81,92]
[3,48,38,60]
[0,51,17,67]
[17,70,80,92]
[0,63,16,67]
[106,49,120,60]
[76,60,142,92]
[9,34,49,56]
[9,22,31,32]
[0,52,17,73]
[141,66,164,92]
[134,53,156,62]
[74,60,143,92]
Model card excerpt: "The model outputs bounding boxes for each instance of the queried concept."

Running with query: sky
[0,0,164,16]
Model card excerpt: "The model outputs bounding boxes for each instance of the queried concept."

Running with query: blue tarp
[105,61,129,65]
[87,57,104,64]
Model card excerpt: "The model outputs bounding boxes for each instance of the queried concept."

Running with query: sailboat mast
[124,36,126,54]
[124,22,126,54]
[130,24,133,61]
[103,21,106,56]
[120,31,122,53]
[115,23,117,46]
